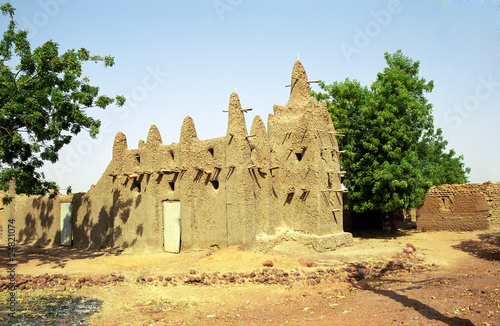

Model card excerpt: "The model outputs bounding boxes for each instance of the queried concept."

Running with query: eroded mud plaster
[4,61,354,252]
[417,182,500,232]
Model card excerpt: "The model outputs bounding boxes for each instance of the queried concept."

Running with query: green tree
[312,50,469,233]
[0,3,125,202]
[418,127,470,186]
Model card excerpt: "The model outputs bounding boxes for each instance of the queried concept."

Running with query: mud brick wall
[417,182,500,232]
[2,61,353,252]
[1,192,74,247]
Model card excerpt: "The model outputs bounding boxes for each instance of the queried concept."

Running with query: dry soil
[1,229,499,325]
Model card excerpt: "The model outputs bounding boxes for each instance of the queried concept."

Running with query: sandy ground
[1,229,499,325]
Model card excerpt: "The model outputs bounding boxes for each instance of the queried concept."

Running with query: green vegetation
[312,50,470,232]
[0,2,125,202]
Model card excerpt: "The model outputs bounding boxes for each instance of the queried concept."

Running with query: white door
[163,201,181,253]
[60,203,72,246]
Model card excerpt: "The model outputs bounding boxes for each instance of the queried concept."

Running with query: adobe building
[417,182,500,232]
[3,61,354,252]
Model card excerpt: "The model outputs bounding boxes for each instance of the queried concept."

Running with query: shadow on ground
[451,232,500,262]
[357,279,475,326]
[0,244,123,269]
[351,228,415,240]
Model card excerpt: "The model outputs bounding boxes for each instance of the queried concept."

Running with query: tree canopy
[312,50,469,232]
[0,2,125,201]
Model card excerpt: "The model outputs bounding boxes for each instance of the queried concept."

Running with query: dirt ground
[1,229,499,326]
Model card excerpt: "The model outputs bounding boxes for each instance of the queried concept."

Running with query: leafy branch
[0,2,126,197]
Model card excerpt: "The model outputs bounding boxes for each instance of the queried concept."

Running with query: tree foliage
[312,50,469,230]
[417,127,470,186]
[0,2,125,201]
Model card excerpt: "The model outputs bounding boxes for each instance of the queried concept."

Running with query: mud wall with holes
[3,61,353,252]
[416,182,500,232]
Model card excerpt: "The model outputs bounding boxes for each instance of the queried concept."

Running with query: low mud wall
[417,182,500,232]
[2,193,75,247]
[2,190,161,250]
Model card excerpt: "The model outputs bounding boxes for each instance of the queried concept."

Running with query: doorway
[60,203,72,246]
[163,201,181,253]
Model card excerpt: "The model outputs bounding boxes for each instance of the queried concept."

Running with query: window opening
[210,180,219,189]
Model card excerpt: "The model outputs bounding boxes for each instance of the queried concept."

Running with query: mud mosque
[3,61,354,252]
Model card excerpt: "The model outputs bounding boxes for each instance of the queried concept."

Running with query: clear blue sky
[5,0,499,192]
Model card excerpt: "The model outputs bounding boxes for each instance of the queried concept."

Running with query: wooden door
[163,201,181,253]
[60,203,72,246]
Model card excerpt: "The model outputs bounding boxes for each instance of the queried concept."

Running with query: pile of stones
[1,244,431,292]
[133,243,431,288]
[0,273,125,292]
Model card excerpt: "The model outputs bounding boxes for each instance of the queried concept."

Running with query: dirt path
[1,230,499,325]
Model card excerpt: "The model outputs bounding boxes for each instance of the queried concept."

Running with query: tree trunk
[388,211,398,234]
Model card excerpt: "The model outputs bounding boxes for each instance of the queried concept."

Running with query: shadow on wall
[72,192,112,249]
[451,232,500,262]
[17,198,57,247]
[18,213,38,243]
[12,189,146,251]
[72,190,142,250]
